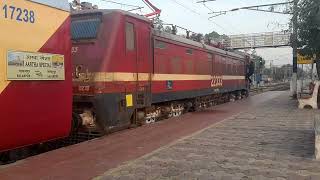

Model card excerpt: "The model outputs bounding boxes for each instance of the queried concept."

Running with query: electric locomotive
[71,9,250,134]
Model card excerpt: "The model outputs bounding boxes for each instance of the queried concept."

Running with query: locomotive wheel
[145,118,152,124]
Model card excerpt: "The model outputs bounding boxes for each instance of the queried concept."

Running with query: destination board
[7,51,65,80]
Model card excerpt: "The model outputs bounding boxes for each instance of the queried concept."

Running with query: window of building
[126,22,135,51]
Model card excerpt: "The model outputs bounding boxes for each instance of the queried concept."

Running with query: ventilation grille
[71,18,101,40]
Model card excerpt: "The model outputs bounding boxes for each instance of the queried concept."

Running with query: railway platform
[1,91,319,180]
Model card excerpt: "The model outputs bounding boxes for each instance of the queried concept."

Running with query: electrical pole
[311,61,314,81]
[291,0,298,98]
[270,60,273,82]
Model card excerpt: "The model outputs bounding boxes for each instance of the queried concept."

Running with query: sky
[72,0,294,65]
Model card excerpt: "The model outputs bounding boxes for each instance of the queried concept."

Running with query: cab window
[126,22,135,51]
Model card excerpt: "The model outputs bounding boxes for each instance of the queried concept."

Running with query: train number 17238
[2,4,35,23]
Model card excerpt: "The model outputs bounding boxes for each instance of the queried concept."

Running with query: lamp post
[291,0,298,98]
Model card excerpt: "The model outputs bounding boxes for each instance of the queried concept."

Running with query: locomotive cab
[71,10,152,133]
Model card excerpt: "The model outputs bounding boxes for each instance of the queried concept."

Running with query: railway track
[250,82,290,96]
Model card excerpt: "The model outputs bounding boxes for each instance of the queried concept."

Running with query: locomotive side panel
[216,55,246,92]
[152,38,214,103]
[152,35,247,103]
[0,0,71,152]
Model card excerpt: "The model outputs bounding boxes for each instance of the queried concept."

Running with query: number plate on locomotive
[211,76,223,88]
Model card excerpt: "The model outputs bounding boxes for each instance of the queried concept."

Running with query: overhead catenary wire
[100,0,144,9]
[99,0,237,37]
[186,1,237,33]
[99,0,146,14]
[206,1,294,19]
[195,1,248,36]
[169,0,201,15]
[96,0,233,35]
[196,0,216,3]
[168,0,237,35]
[202,3,213,12]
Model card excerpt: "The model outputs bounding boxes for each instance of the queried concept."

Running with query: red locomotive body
[71,9,249,132]
[152,31,247,102]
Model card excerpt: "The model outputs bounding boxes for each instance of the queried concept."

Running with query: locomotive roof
[71,9,151,23]
[154,30,245,59]
[71,9,245,60]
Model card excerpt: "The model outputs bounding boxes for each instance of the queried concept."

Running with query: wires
[203,3,213,12]
[167,0,234,34]
[100,0,144,12]
[100,0,141,8]
[169,0,201,15]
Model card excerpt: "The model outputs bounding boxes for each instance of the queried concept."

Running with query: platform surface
[2,91,316,179]
[98,91,320,180]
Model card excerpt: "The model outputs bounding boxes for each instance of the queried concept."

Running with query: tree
[295,0,320,78]
[204,31,230,46]
[190,33,204,42]
[204,31,220,43]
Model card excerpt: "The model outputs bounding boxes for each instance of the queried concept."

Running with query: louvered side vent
[71,18,101,40]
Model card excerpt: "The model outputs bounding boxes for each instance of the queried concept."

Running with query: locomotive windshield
[71,18,101,40]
